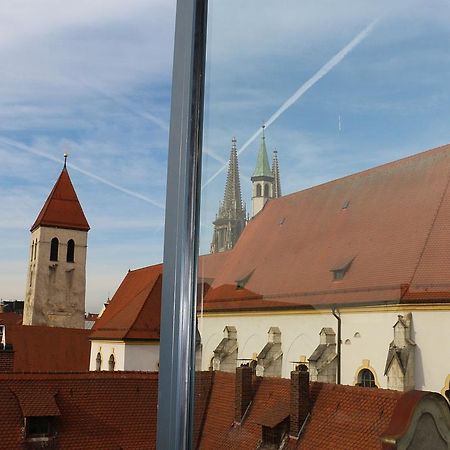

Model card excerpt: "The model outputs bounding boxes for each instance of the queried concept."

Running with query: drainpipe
[332,307,341,384]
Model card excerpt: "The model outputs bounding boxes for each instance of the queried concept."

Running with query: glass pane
[196,1,450,448]
[0,3,174,446]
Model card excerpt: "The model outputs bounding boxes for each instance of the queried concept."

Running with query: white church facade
[89,136,450,400]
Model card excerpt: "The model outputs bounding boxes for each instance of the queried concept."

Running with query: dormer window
[236,271,253,289]
[25,416,56,441]
[331,258,354,281]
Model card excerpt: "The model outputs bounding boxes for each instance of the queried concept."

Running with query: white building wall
[89,341,126,371]
[89,340,160,372]
[124,343,160,371]
[199,307,450,393]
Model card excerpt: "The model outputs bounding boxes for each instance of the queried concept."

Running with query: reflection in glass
[195,1,450,448]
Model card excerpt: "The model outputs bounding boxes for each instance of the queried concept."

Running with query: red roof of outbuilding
[0,371,214,450]
[90,264,163,340]
[1,323,90,372]
[203,143,450,310]
[30,167,90,232]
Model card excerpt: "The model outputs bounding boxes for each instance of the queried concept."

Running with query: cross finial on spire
[63,153,68,168]
[262,123,266,138]
[232,136,237,149]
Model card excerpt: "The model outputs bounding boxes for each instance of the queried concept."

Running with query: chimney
[290,364,310,438]
[235,365,253,423]
[0,344,14,373]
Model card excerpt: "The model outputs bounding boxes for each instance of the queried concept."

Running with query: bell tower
[23,156,90,329]
[251,126,275,217]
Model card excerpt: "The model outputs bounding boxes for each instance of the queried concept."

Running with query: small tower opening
[256,184,262,197]
[264,183,269,197]
[67,239,75,263]
[50,238,59,262]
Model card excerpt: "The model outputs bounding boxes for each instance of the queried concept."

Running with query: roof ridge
[277,142,450,202]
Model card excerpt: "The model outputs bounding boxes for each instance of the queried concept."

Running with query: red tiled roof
[0,312,22,326]
[203,143,450,310]
[90,264,163,340]
[0,372,158,449]
[10,385,60,416]
[4,324,90,372]
[296,383,402,450]
[30,167,90,232]
[197,372,405,450]
[0,371,446,449]
[0,371,214,450]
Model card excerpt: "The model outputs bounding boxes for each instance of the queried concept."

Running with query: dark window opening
[96,352,102,371]
[109,354,115,371]
[50,238,59,262]
[256,183,262,197]
[264,183,269,197]
[358,368,377,388]
[66,239,75,262]
[25,416,55,439]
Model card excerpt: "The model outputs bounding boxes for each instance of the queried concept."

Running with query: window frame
[156,0,208,449]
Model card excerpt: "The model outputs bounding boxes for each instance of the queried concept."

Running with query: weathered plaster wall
[23,226,87,328]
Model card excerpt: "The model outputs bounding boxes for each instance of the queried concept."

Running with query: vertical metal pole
[156,0,207,449]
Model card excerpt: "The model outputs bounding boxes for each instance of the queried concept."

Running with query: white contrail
[81,80,226,165]
[0,137,165,209]
[202,19,379,189]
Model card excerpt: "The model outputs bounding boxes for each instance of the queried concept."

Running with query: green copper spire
[252,126,273,178]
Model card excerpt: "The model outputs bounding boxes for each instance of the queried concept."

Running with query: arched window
[108,354,115,371]
[96,352,102,371]
[66,239,75,263]
[264,183,269,197]
[50,238,59,261]
[358,368,376,388]
[256,183,262,197]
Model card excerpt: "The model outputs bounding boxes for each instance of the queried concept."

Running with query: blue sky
[1,0,450,312]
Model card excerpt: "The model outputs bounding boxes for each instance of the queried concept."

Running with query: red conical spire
[30,163,90,232]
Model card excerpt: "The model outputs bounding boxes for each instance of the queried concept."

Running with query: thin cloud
[0,137,165,209]
[202,18,379,189]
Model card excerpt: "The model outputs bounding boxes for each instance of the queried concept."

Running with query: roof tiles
[30,167,90,232]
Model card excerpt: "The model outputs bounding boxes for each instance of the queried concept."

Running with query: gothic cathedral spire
[210,138,246,253]
[23,159,89,329]
[272,150,282,198]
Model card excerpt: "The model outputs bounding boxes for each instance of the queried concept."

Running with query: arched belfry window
[256,183,262,197]
[109,354,115,371]
[358,368,376,388]
[264,183,269,197]
[50,238,59,262]
[96,352,102,371]
[67,239,75,263]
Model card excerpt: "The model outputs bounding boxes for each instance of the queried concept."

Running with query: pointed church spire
[252,125,273,178]
[222,137,244,217]
[211,138,246,253]
[30,165,90,232]
[272,150,282,198]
